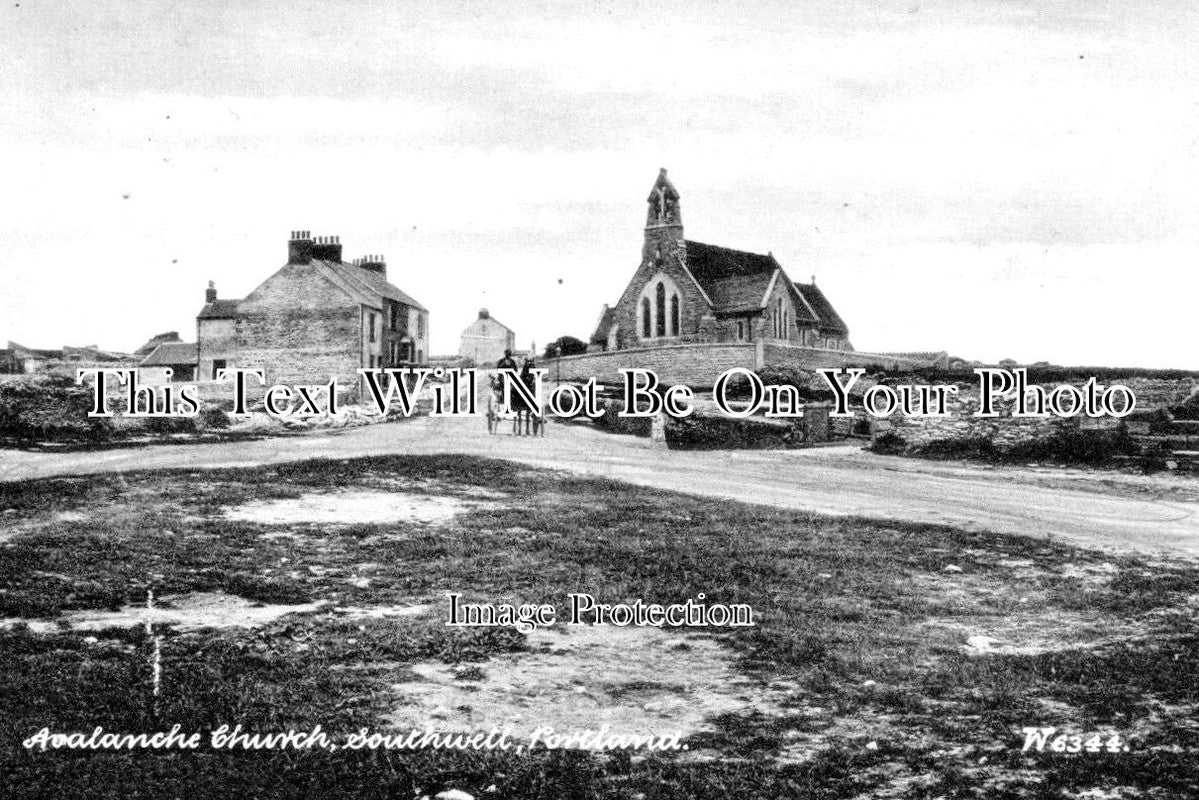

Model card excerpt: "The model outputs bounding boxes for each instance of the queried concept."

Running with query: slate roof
[680,241,773,313]
[590,306,617,344]
[684,241,775,285]
[197,260,427,321]
[197,299,239,319]
[325,261,427,311]
[463,310,514,335]
[135,331,182,356]
[683,241,835,328]
[794,282,849,335]
[140,342,198,367]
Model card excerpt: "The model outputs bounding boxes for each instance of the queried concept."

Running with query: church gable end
[604,169,714,349]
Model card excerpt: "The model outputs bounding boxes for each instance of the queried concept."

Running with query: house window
[417,312,425,338]
[641,297,651,338]
[369,313,377,342]
[736,320,745,341]
[417,349,423,363]
[211,359,226,381]
[655,282,666,337]
[670,294,679,336]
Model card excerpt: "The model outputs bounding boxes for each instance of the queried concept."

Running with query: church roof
[675,242,850,334]
[794,282,849,335]
[590,305,617,344]
[682,241,775,312]
[684,241,776,284]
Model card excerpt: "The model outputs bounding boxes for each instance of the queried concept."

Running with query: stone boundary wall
[542,342,932,388]
[543,343,758,387]
[760,342,930,372]
[867,376,1195,453]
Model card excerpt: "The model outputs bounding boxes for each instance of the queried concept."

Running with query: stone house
[458,308,516,367]
[197,232,428,390]
[590,169,851,353]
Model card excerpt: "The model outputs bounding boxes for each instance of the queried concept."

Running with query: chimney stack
[288,230,314,264]
[357,253,386,276]
[205,280,217,303]
[310,234,343,262]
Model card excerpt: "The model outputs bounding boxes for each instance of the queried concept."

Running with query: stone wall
[234,308,361,389]
[873,376,1195,447]
[611,236,712,350]
[760,341,925,371]
[197,318,235,382]
[231,261,366,391]
[543,342,933,389]
[546,343,759,387]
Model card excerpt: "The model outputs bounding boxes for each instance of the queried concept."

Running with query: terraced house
[197,232,428,390]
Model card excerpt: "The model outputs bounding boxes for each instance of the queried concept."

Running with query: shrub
[909,436,997,460]
[543,336,589,359]
[199,406,231,429]
[143,415,198,434]
[591,399,651,437]
[665,414,797,450]
[1004,428,1139,464]
[0,375,114,444]
[718,364,836,402]
[869,431,907,455]
[1170,390,1199,421]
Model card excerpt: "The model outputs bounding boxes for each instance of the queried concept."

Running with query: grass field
[1,455,1197,798]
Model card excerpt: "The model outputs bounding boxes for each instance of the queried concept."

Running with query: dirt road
[2,416,1197,559]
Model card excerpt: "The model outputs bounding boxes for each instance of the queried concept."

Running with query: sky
[1,0,1197,368]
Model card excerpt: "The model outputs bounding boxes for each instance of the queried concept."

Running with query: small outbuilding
[140,341,198,381]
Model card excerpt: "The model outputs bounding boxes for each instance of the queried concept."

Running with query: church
[590,169,851,354]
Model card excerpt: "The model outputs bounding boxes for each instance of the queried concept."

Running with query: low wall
[870,382,1125,454]
[544,343,759,387]
[542,342,933,388]
[760,342,931,372]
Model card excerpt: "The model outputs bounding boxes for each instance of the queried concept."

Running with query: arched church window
[670,294,679,336]
[641,297,651,338]
[655,282,666,337]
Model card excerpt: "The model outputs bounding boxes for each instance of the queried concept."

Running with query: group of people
[493,349,541,435]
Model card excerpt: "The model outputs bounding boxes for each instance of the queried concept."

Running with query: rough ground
[3,414,1197,558]
[2,454,1197,798]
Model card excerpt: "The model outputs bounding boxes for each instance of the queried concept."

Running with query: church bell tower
[643,168,683,265]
